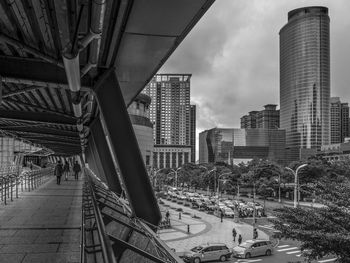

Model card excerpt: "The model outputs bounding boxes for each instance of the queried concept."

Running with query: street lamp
[168,167,183,188]
[217,171,232,198]
[285,164,307,208]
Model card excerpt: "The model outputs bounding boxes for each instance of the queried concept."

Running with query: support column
[90,118,122,195]
[94,68,161,226]
[85,144,97,175]
[89,135,108,184]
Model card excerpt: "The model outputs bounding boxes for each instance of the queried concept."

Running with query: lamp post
[217,171,232,198]
[278,173,281,203]
[169,167,183,188]
[285,164,307,208]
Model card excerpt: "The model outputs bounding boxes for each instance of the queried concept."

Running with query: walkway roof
[0,0,214,156]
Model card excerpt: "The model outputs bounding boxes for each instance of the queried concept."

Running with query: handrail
[89,182,117,263]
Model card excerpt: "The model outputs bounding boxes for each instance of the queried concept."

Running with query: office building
[143,74,192,168]
[199,128,286,165]
[241,105,279,129]
[280,6,330,161]
[128,94,154,168]
[330,97,350,144]
[190,104,196,162]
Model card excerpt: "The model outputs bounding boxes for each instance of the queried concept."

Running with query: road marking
[277,245,289,248]
[236,259,262,262]
[286,250,301,254]
[318,258,337,263]
[277,247,299,252]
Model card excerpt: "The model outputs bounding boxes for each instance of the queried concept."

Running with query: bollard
[187,224,190,234]
[179,212,181,220]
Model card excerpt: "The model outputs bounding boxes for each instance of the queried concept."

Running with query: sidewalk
[158,199,269,255]
[0,176,83,263]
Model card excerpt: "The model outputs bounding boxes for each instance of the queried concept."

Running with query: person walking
[238,234,242,245]
[55,160,63,185]
[73,161,81,181]
[232,227,237,242]
[253,228,258,239]
[63,161,70,181]
[220,209,224,223]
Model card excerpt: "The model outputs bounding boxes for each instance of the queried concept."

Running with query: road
[161,196,337,263]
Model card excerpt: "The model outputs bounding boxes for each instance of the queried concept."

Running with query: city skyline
[160,1,350,157]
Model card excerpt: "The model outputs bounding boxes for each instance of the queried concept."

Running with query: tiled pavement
[0,176,83,263]
[158,199,269,254]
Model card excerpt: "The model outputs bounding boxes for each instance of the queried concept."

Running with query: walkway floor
[0,176,83,263]
[158,199,269,256]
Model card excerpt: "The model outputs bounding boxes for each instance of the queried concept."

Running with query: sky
[160,0,350,159]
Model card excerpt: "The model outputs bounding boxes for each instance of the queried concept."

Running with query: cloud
[160,0,350,160]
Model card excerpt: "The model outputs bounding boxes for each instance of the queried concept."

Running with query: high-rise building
[241,105,279,129]
[280,6,330,161]
[190,104,196,162]
[330,97,349,143]
[341,103,349,142]
[240,111,259,129]
[199,128,286,165]
[143,74,192,168]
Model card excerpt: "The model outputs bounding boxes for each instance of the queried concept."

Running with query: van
[232,240,274,259]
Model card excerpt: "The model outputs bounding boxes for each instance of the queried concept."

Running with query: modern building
[127,93,154,168]
[199,128,286,165]
[241,105,279,129]
[143,74,193,168]
[279,6,330,162]
[317,142,350,162]
[330,97,350,144]
[190,104,196,163]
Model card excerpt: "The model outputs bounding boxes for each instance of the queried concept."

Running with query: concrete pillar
[93,68,161,226]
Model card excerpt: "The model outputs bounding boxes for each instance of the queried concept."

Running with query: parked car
[182,243,232,263]
[222,207,234,217]
[232,240,274,259]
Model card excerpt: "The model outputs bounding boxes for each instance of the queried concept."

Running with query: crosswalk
[276,245,337,262]
[235,259,262,262]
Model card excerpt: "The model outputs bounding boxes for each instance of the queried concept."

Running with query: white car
[223,207,235,217]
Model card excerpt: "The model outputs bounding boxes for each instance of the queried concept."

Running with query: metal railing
[0,166,53,205]
[81,168,182,263]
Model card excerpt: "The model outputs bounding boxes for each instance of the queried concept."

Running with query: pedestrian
[63,161,70,181]
[73,161,81,181]
[238,234,242,245]
[55,160,63,185]
[165,210,170,225]
[220,209,224,222]
[253,228,258,239]
[232,227,237,242]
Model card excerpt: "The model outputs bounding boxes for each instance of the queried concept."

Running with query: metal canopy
[0,0,214,156]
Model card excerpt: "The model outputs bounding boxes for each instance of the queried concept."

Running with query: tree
[272,177,350,262]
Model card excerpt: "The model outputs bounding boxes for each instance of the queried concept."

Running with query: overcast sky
[160,0,350,159]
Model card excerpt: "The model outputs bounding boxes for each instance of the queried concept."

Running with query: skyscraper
[330,97,349,144]
[190,104,196,162]
[280,6,330,161]
[143,74,193,168]
[241,105,279,129]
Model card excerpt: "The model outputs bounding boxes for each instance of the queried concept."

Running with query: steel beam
[0,110,76,125]
[94,68,161,226]
[90,118,122,195]
[88,134,108,187]
[0,56,92,90]
[0,126,78,138]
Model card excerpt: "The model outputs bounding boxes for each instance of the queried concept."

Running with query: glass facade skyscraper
[280,7,330,160]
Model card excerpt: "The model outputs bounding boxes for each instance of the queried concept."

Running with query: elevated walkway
[0,174,83,263]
